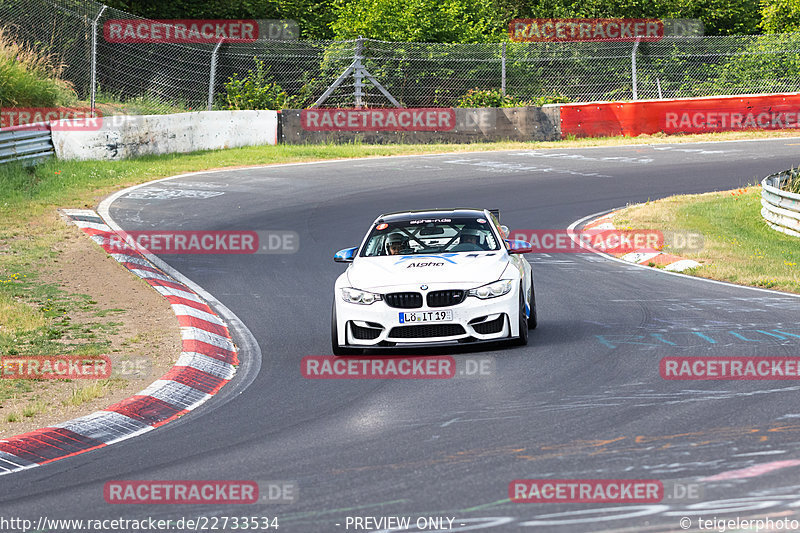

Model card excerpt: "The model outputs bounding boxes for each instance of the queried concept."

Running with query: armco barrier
[280,106,561,144]
[51,110,278,160]
[0,124,54,165]
[560,93,800,138]
[762,170,800,238]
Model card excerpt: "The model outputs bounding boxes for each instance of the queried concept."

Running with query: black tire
[527,283,537,330]
[512,285,529,346]
[331,303,357,356]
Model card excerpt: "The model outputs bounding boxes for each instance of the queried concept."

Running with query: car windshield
[360,216,501,257]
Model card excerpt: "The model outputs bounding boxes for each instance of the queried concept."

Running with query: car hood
[347,253,509,289]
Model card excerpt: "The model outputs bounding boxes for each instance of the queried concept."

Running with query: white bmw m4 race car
[331,208,536,354]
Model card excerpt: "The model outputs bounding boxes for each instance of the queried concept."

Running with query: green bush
[455,88,569,108]
[223,58,306,110]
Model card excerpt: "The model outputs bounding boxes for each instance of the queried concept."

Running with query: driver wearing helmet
[459,227,483,248]
[385,232,408,255]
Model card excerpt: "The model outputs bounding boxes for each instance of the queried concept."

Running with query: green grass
[64,380,116,407]
[22,399,47,418]
[616,186,800,293]
[0,380,33,402]
[785,169,800,194]
[0,258,119,361]
[88,90,196,116]
[0,28,76,108]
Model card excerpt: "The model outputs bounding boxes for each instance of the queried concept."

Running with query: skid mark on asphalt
[650,145,741,155]
[595,328,800,349]
[441,158,611,178]
[323,421,800,479]
[124,187,225,200]
[511,151,654,164]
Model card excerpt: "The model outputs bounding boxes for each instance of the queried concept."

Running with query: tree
[330,0,507,42]
[760,0,800,33]
[494,0,761,35]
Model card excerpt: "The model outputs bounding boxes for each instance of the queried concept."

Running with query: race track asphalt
[3,138,800,532]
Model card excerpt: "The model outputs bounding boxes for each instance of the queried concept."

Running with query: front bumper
[334,287,518,348]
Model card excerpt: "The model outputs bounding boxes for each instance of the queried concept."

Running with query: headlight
[468,279,514,299]
[341,287,383,305]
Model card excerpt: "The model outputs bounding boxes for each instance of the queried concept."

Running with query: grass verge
[613,186,800,293]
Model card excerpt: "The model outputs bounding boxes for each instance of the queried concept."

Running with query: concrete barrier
[51,110,278,160]
[280,106,561,144]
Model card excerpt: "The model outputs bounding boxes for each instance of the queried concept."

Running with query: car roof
[376,208,488,223]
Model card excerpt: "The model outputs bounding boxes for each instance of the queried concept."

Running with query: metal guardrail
[761,170,800,237]
[0,126,55,165]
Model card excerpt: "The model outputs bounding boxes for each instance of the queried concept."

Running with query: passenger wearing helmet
[385,232,407,255]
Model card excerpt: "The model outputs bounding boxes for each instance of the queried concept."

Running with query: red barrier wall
[560,93,800,138]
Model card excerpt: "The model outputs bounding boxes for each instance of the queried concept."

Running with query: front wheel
[331,302,358,355]
[527,284,537,330]
[512,285,529,346]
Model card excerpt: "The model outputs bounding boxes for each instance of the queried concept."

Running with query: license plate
[399,310,453,323]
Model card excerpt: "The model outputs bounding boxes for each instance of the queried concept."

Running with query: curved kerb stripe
[582,214,702,272]
[0,209,238,475]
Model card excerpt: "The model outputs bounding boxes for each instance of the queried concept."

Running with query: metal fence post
[353,37,364,108]
[90,5,107,117]
[312,37,401,108]
[631,37,640,100]
[208,39,224,111]
[501,42,507,96]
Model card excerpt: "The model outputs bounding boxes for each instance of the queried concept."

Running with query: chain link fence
[3,0,800,113]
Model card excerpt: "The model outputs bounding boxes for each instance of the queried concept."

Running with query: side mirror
[500,225,510,238]
[506,240,533,254]
[334,247,357,263]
